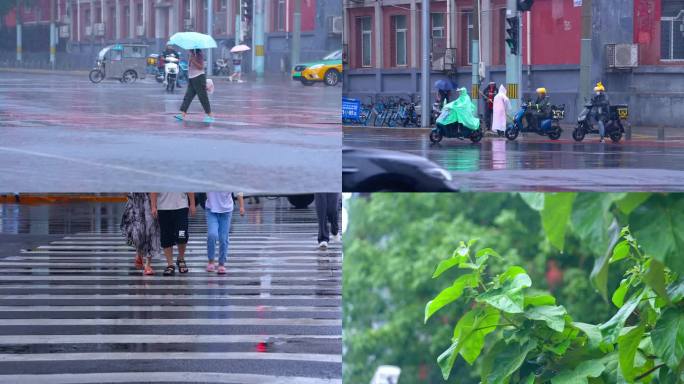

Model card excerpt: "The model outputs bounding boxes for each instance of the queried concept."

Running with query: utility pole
[235,0,241,45]
[291,0,301,67]
[207,0,213,75]
[253,0,264,76]
[16,0,22,62]
[420,0,431,128]
[471,0,480,113]
[505,0,520,110]
[578,0,592,114]
[50,0,56,69]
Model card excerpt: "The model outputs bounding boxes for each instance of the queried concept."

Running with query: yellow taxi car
[292,49,343,86]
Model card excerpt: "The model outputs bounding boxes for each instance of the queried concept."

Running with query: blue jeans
[206,210,232,265]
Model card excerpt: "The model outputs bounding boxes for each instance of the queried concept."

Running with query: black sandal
[176,258,189,274]
[163,265,175,276]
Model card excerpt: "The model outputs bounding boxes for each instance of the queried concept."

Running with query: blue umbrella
[434,79,456,91]
[168,32,217,50]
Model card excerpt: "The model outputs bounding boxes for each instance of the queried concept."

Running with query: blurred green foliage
[343,193,683,384]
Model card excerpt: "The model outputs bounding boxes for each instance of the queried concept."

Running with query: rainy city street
[0,70,341,192]
[343,126,684,191]
[0,196,342,383]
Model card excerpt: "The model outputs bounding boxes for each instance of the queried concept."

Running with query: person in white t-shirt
[150,193,196,276]
[205,192,245,274]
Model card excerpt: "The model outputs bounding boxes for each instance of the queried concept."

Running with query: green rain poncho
[436,88,481,131]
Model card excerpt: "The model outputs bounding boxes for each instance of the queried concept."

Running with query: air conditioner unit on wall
[606,43,638,69]
[59,25,70,38]
[328,16,342,34]
[94,23,105,36]
[184,18,194,31]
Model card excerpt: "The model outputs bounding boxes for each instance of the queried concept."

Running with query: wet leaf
[425,273,478,323]
[524,305,567,332]
[651,308,684,370]
[617,324,645,381]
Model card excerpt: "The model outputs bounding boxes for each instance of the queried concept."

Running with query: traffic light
[241,0,251,21]
[505,16,519,55]
[517,0,534,12]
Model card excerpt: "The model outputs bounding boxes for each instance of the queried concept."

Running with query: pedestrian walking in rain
[492,84,511,135]
[150,193,196,276]
[483,82,498,131]
[229,53,243,83]
[175,49,214,123]
[204,192,245,275]
[121,193,160,276]
[314,193,341,250]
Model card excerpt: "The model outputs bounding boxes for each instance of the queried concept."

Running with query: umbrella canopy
[434,79,456,91]
[168,32,217,50]
[230,44,251,53]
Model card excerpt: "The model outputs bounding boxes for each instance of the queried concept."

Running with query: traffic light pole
[578,0,592,115]
[207,0,213,76]
[505,0,520,110]
[254,0,264,77]
[420,0,431,128]
[235,1,241,46]
[471,0,480,113]
[291,0,301,69]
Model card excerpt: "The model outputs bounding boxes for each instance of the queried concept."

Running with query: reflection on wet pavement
[0,197,342,383]
[344,127,684,191]
[0,72,341,191]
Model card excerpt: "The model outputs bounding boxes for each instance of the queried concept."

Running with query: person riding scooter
[160,44,182,88]
[591,82,610,142]
[526,87,551,131]
[430,87,482,143]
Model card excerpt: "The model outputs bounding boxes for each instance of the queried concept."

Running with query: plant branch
[634,363,666,381]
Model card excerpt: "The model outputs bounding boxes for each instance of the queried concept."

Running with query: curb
[0,194,127,205]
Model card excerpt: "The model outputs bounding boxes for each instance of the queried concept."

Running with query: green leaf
[524,293,557,307]
[551,360,605,384]
[523,373,536,384]
[456,306,501,365]
[571,194,616,256]
[630,196,684,275]
[591,221,621,301]
[573,322,603,350]
[643,259,669,302]
[424,273,478,323]
[615,193,651,215]
[519,192,545,211]
[600,292,644,344]
[476,247,502,259]
[617,324,645,381]
[499,266,527,284]
[477,273,532,314]
[433,255,467,278]
[651,308,684,370]
[541,193,577,251]
[437,340,462,380]
[610,241,631,263]
[486,340,537,384]
[611,279,630,308]
[524,305,567,332]
[667,278,684,302]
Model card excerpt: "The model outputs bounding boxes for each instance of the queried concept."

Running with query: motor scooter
[505,100,565,141]
[164,56,179,92]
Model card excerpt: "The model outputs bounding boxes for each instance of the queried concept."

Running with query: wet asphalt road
[0,71,341,192]
[343,127,684,191]
[0,198,342,383]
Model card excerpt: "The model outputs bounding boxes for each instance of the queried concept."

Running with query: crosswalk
[0,197,342,384]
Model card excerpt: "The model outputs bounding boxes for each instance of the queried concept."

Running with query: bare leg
[177,243,186,262]
[163,247,174,266]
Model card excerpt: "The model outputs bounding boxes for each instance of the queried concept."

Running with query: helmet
[594,82,605,92]
[536,87,547,95]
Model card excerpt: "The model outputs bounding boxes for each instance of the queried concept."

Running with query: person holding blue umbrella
[168,32,217,123]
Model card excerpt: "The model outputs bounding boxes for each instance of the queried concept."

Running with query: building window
[276,0,286,31]
[136,3,143,25]
[360,16,372,67]
[184,0,191,18]
[220,0,227,10]
[85,9,91,25]
[464,11,474,65]
[95,7,101,23]
[391,15,407,66]
[661,1,684,60]
[431,13,444,38]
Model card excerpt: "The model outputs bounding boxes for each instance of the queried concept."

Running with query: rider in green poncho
[436,87,481,131]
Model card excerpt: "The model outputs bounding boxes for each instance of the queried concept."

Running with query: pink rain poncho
[492,85,511,133]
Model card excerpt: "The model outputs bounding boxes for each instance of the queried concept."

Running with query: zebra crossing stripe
[0,352,342,363]
[0,334,341,344]
[0,372,342,384]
